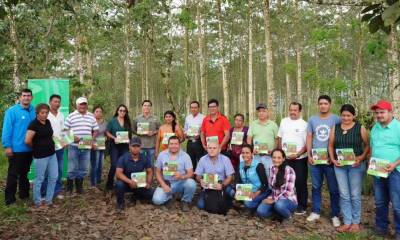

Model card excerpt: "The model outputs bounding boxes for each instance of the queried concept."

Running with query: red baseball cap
[371,100,392,111]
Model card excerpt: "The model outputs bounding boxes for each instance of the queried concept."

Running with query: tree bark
[389,30,400,119]
[8,6,21,92]
[216,0,229,116]
[285,40,291,110]
[248,0,255,122]
[124,7,131,109]
[263,0,275,114]
[296,43,302,102]
[197,2,207,111]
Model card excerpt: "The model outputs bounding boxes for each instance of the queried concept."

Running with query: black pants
[187,140,205,171]
[287,157,308,210]
[5,152,33,205]
[107,143,129,189]
[115,180,154,205]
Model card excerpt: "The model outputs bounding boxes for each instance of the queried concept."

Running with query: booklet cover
[231,131,244,145]
[336,148,356,165]
[137,122,150,135]
[283,142,297,156]
[206,136,219,145]
[203,173,219,189]
[131,172,147,187]
[116,131,129,144]
[367,157,390,178]
[235,184,253,201]
[312,148,329,164]
[163,161,178,176]
[162,133,176,145]
[78,135,93,150]
[53,129,74,149]
[254,142,269,154]
[187,124,200,137]
[94,137,106,150]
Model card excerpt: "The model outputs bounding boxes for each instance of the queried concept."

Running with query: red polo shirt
[201,112,231,150]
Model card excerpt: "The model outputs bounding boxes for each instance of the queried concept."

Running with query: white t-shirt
[278,117,308,159]
[48,111,65,138]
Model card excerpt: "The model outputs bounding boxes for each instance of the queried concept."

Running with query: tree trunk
[296,43,302,102]
[285,41,291,110]
[184,1,191,114]
[248,0,255,122]
[389,30,400,119]
[197,2,207,112]
[263,0,275,114]
[8,6,21,92]
[124,7,131,109]
[86,48,94,97]
[216,0,229,116]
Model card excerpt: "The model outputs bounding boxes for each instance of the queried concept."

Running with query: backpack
[204,189,228,215]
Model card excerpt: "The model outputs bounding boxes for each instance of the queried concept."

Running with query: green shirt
[248,119,279,152]
[107,117,131,138]
[370,118,400,172]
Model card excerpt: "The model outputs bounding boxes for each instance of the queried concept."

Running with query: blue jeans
[90,150,104,186]
[107,143,129,189]
[41,149,64,197]
[67,145,91,179]
[334,163,366,225]
[197,185,234,210]
[374,170,400,234]
[141,148,155,166]
[152,178,197,205]
[115,180,154,205]
[254,155,272,178]
[256,199,297,219]
[310,164,340,217]
[33,154,58,206]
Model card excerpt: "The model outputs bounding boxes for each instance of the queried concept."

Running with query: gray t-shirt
[132,114,161,148]
[307,114,341,148]
[97,120,108,138]
[155,150,193,183]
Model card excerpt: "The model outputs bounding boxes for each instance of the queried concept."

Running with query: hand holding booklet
[367,157,390,178]
[312,148,329,164]
[131,172,147,187]
[235,184,253,201]
[203,173,219,190]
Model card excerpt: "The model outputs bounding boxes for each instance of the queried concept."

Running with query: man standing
[247,103,278,177]
[370,100,400,239]
[132,100,161,166]
[152,136,197,211]
[306,95,341,227]
[115,137,154,210]
[278,102,308,215]
[184,101,205,170]
[200,99,231,155]
[64,97,98,195]
[2,89,36,205]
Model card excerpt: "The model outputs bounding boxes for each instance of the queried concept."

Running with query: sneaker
[294,208,306,216]
[306,212,320,222]
[56,194,65,200]
[332,216,341,227]
[181,202,190,212]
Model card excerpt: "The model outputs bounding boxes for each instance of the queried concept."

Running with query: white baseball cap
[76,97,88,105]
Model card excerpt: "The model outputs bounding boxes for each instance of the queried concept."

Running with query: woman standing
[256,149,297,224]
[155,111,184,157]
[90,106,108,188]
[328,104,369,233]
[229,113,249,172]
[25,103,58,208]
[105,104,132,190]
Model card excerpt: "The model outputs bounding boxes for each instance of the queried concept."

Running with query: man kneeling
[115,137,154,210]
[152,136,196,211]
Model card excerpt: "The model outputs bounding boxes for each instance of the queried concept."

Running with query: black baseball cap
[256,103,267,110]
[130,137,142,146]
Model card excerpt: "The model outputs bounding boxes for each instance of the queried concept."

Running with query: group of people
[2,89,400,238]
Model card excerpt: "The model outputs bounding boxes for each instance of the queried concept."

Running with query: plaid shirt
[268,165,297,203]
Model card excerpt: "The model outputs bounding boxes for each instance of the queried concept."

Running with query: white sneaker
[56,194,64,200]
[306,212,320,222]
[332,216,341,227]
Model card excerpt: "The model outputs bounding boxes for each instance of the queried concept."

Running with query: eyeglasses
[119,109,127,112]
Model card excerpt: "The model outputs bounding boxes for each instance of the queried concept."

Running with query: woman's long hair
[164,110,177,133]
[271,149,288,189]
[114,104,132,137]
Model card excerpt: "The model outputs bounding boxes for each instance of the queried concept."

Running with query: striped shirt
[268,165,297,203]
[65,110,99,139]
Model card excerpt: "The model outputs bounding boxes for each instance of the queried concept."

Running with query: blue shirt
[155,150,193,182]
[371,119,400,172]
[195,154,235,181]
[307,114,341,148]
[117,152,151,177]
[1,103,36,152]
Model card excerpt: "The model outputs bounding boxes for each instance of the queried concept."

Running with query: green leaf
[361,13,375,22]
[361,4,381,13]
[369,15,384,33]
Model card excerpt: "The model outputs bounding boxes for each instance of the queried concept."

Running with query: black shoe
[181,202,190,212]
[66,179,74,195]
[76,178,84,194]
[294,207,306,216]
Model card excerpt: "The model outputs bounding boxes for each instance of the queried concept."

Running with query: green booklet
[163,161,178,176]
[78,135,93,150]
[254,142,269,154]
[95,137,106,150]
[336,148,356,165]
[53,129,74,149]
[137,122,150,135]
[187,124,200,137]
[116,131,129,144]
[206,136,219,145]
[367,157,390,178]
[131,172,147,187]
[203,173,219,190]
[235,184,253,201]
[283,142,297,156]
[231,131,244,145]
[312,148,328,164]
[162,133,176,145]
